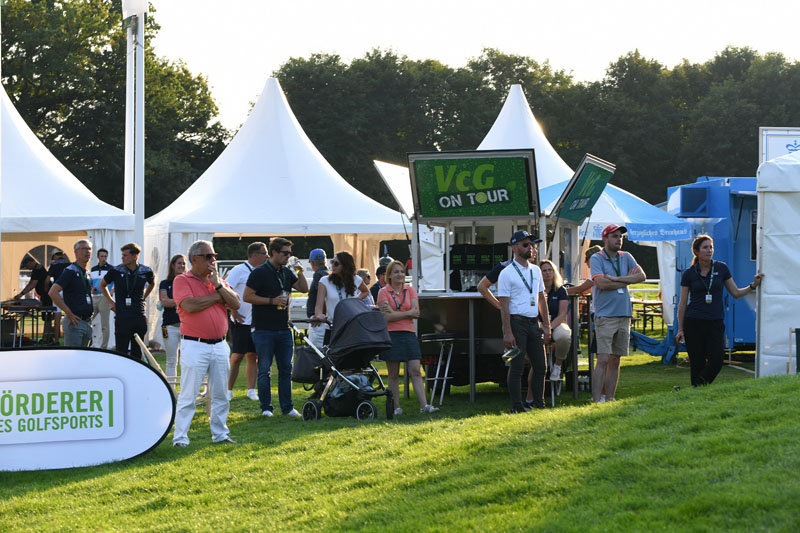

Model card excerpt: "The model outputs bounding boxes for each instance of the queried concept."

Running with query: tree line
[4,0,800,218]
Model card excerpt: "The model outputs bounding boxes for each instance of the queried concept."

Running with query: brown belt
[510,314,539,323]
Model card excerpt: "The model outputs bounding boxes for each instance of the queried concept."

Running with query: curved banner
[0,347,175,471]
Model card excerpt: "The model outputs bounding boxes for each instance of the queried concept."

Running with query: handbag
[291,345,322,384]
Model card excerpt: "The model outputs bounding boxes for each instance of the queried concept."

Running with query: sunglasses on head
[195,253,218,260]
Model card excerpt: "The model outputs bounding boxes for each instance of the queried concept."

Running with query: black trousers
[509,318,546,409]
[683,317,725,386]
[115,314,148,360]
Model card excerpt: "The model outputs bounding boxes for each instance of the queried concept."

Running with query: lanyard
[697,263,715,294]
[511,261,534,294]
[124,266,138,295]
[74,264,92,296]
[265,261,285,291]
[389,287,407,310]
[244,261,254,273]
[604,251,621,276]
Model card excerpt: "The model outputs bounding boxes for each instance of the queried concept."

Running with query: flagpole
[134,11,145,245]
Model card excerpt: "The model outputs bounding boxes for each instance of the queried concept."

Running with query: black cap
[509,230,542,245]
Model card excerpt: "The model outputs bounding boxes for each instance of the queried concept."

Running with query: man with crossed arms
[498,230,551,413]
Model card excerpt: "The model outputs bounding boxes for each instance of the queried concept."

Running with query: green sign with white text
[550,156,615,223]
[412,155,535,220]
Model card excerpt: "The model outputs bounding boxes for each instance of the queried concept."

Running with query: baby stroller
[292,298,394,420]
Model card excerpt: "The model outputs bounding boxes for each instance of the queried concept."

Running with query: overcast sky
[149,0,800,130]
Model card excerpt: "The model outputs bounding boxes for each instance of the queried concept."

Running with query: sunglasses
[518,242,532,248]
[277,250,291,256]
[195,253,218,260]
[330,260,340,266]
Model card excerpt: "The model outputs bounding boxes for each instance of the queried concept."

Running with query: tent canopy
[0,89,133,233]
[145,77,407,236]
[478,84,689,242]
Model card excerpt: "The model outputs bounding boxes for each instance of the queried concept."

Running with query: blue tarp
[542,181,691,242]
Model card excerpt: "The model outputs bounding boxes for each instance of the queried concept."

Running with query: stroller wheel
[302,399,322,421]
[355,400,377,420]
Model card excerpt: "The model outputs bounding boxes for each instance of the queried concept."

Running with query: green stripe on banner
[108,389,114,427]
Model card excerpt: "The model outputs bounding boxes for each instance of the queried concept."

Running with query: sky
[148,0,800,130]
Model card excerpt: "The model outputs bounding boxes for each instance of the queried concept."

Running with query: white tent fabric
[0,89,133,233]
[144,78,408,344]
[478,85,573,188]
[755,151,800,377]
[0,89,133,308]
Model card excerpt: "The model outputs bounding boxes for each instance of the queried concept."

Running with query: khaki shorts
[594,316,631,356]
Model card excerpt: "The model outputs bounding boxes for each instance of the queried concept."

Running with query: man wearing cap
[370,265,388,302]
[172,240,240,447]
[498,230,551,413]
[306,248,329,349]
[478,235,541,310]
[590,224,645,403]
[224,242,267,401]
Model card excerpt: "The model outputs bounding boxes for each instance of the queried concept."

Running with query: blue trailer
[666,176,759,350]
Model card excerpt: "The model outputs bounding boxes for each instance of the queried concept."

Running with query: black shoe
[524,400,534,409]
[510,405,531,414]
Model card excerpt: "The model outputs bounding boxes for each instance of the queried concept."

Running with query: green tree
[1,0,228,215]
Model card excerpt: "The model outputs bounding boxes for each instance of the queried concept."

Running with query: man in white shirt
[498,231,551,413]
[224,242,268,401]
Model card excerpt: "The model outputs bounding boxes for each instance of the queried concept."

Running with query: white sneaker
[394,408,403,416]
[286,408,302,418]
[226,390,233,401]
[599,395,606,404]
[261,410,274,417]
[420,404,440,414]
[246,389,259,401]
[550,364,561,381]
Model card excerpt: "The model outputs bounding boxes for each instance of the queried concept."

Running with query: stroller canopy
[326,298,392,361]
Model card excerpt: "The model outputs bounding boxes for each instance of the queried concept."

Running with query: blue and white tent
[479,84,690,243]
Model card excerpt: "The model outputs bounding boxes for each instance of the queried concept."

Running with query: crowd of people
[12,225,763,444]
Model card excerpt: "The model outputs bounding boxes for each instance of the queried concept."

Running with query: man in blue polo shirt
[48,240,94,347]
[100,242,155,359]
[589,224,646,403]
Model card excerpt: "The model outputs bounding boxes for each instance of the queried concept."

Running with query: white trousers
[163,324,182,378]
[172,338,230,445]
[551,323,572,362]
[307,325,327,350]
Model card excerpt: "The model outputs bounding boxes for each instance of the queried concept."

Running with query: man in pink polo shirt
[172,240,240,447]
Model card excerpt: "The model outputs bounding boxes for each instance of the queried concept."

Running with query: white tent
[756,151,800,376]
[0,88,133,300]
[144,77,407,340]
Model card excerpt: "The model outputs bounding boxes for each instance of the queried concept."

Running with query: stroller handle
[291,318,332,327]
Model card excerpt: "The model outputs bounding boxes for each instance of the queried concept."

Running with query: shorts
[379,331,422,362]
[594,316,631,356]
[230,322,256,354]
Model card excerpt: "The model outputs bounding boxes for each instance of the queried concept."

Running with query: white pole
[1,3,4,312]
[123,23,134,214]
[133,13,145,245]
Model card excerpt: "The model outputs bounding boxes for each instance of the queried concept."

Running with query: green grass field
[2,351,798,532]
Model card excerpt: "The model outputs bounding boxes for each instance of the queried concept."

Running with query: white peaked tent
[0,88,133,300]
[144,78,407,338]
[478,85,573,189]
[755,151,800,376]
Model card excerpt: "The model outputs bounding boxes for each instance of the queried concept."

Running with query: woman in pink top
[377,260,439,415]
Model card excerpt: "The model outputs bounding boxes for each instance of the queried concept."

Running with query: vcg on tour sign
[408,150,540,222]
[0,348,175,471]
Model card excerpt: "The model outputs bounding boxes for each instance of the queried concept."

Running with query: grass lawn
[2,348,799,532]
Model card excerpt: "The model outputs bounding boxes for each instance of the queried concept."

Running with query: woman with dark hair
[159,254,186,378]
[312,251,369,344]
[675,235,764,386]
[540,259,571,382]
[377,260,439,415]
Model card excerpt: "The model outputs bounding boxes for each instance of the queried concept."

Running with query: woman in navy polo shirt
[675,235,764,386]
[159,254,186,378]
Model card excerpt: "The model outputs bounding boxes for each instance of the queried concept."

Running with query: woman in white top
[312,251,369,344]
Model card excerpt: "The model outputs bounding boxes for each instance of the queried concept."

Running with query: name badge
[617,288,624,294]
[530,296,536,306]
[85,295,92,305]
[705,294,713,304]
[125,297,132,307]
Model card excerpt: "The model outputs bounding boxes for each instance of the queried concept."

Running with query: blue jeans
[252,329,294,414]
